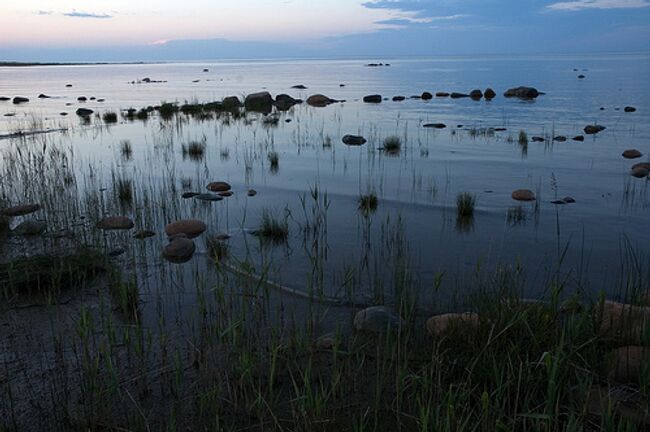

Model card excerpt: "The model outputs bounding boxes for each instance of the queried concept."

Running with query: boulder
[222,96,242,110]
[598,300,650,342]
[622,149,642,159]
[182,192,200,199]
[274,94,300,111]
[163,237,196,264]
[484,88,496,99]
[77,96,87,102]
[573,135,584,141]
[12,220,46,236]
[363,94,382,103]
[426,313,480,336]
[630,167,649,178]
[469,89,483,100]
[450,92,469,99]
[247,189,257,197]
[97,216,134,230]
[421,92,433,100]
[206,181,232,192]
[38,94,51,99]
[423,123,446,129]
[0,96,10,101]
[624,106,636,113]
[353,306,403,333]
[511,189,536,201]
[532,136,545,142]
[306,94,336,107]
[12,97,29,104]
[244,91,274,113]
[76,108,94,117]
[194,193,223,202]
[503,86,540,99]
[392,96,406,101]
[435,92,450,97]
[551,196,576,205]
[584,124,606,134]
[553,136,567,142]
[291,84,307,89]
[1,204,41,217]
[342,135,367,146]
[632,162,650,171]
[578,74,585,79]
[164,219,207,239]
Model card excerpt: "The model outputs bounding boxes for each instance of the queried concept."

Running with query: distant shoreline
[0,61,152,67]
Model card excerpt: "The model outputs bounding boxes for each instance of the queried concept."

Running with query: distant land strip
[0,61,153,67]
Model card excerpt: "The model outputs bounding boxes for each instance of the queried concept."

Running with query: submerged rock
[572,135,585,141]
[532,136,545,142]
[291,84,307,89]
[622,149,643,159]
[342,135,367,146]
[484,88,496,99]
[38,94,51,99]
[450,92,469,99]
[504,86,540,99]
[435,92,450,97]
[353,306,403,333]
[12,220,46,236]
[133,230,156,239]
[182,192,200,199]
[624,106,637,113]
[469,89,483,100]
[163,237,196,264]
[97,216,134,230]
[165,219,206,239]
[511,189,536,201]
[553,136,567,142]
[1,203,41,217]
[551,196,576,205]
[392,96,406,101]
[195,193,224,202]
[423,123,446,129]
[584,124,606,134]
[426,313,480,336]
[306,94,336,107]
[630,166,649,178]
[12,96,29,104]
[363,94,382,103]
[206,181,232,192]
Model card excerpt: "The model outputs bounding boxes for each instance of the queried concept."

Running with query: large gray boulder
[245,92,274,113]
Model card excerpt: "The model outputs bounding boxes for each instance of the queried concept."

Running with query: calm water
[1,54,650,308]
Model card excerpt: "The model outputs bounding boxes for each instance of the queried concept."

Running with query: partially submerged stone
[1,204,41,217]
[622,149,643,159]
[12,220,46,236]
[511,189,536,201]
[164,219,206,239]
[426,312,480,336]
[342,135,367,146]
[206,181,232,192]
[353,306,403,334]
[163,237,196,263]
[97,216,134,230]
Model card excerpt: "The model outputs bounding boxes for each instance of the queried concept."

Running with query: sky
[1,0,649,61]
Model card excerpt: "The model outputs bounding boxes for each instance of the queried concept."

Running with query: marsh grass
[519,129,529,144]
[0,249,105,299]
[456,192,476,217]
[120,140,133,160]
[181,140,206,161]
[358,193,378,213]
[207,236,230,261]
[255,210,289,243]
[108,270,139,321]
[382,135,401,154]
[115,177,133,205]
[268,150,279,172]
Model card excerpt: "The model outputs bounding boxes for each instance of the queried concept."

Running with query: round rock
[163,237,196,264]
[164,219,206,239]
[12,220,47,236]
[206,181,232,192]
[353,306,403,334]
[622,149,642,159]
[426,313,480,336]
[97,216,134,230]
[512,189,536,201]
[342,135,367,146]
[630,166,649,178]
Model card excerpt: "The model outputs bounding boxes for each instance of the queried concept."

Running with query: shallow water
[1,54,650,307]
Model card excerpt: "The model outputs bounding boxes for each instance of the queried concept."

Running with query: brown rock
[622,149,643,159]
[608,346,650,382]
[206,181,232,192]
[598,300,650,342]
[306,94,336,107]
[426,313,480,336]
[1,203,41,217]
[97,216,134,230]
[164,219,206,239]
[162,237,196,263]
[631,167,649,178]
[511,189,536,201]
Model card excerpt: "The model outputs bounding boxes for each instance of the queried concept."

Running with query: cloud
[35,10,53,16]
[547,0,650,11]
[62,11,113,19]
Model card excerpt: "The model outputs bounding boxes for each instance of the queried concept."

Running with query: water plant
[382,135,401,154]
[456,192,476,217]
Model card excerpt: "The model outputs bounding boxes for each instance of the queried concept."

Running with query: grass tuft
[456,192,476,217]
[382,135,401,154]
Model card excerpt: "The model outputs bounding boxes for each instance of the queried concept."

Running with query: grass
[255,210,289,243]
[108,270,139,321]
[358,193,378,213]
[382,135,401,154]
[115,177,133,205]
[456,192,476,217]
[0,249,105,299]
[519,129,529,145]
[181,140,206,161]
[207,236,230,261]
[268,150,279,171]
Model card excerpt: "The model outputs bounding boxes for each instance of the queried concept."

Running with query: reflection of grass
[102,112,118,124]
[268,151,279,170]
[120,140,132,160]
[507,205,527,225]
[518,130,528,145]
[115,177,133,205]
[182,140,206,161]
[358,193,378,213]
